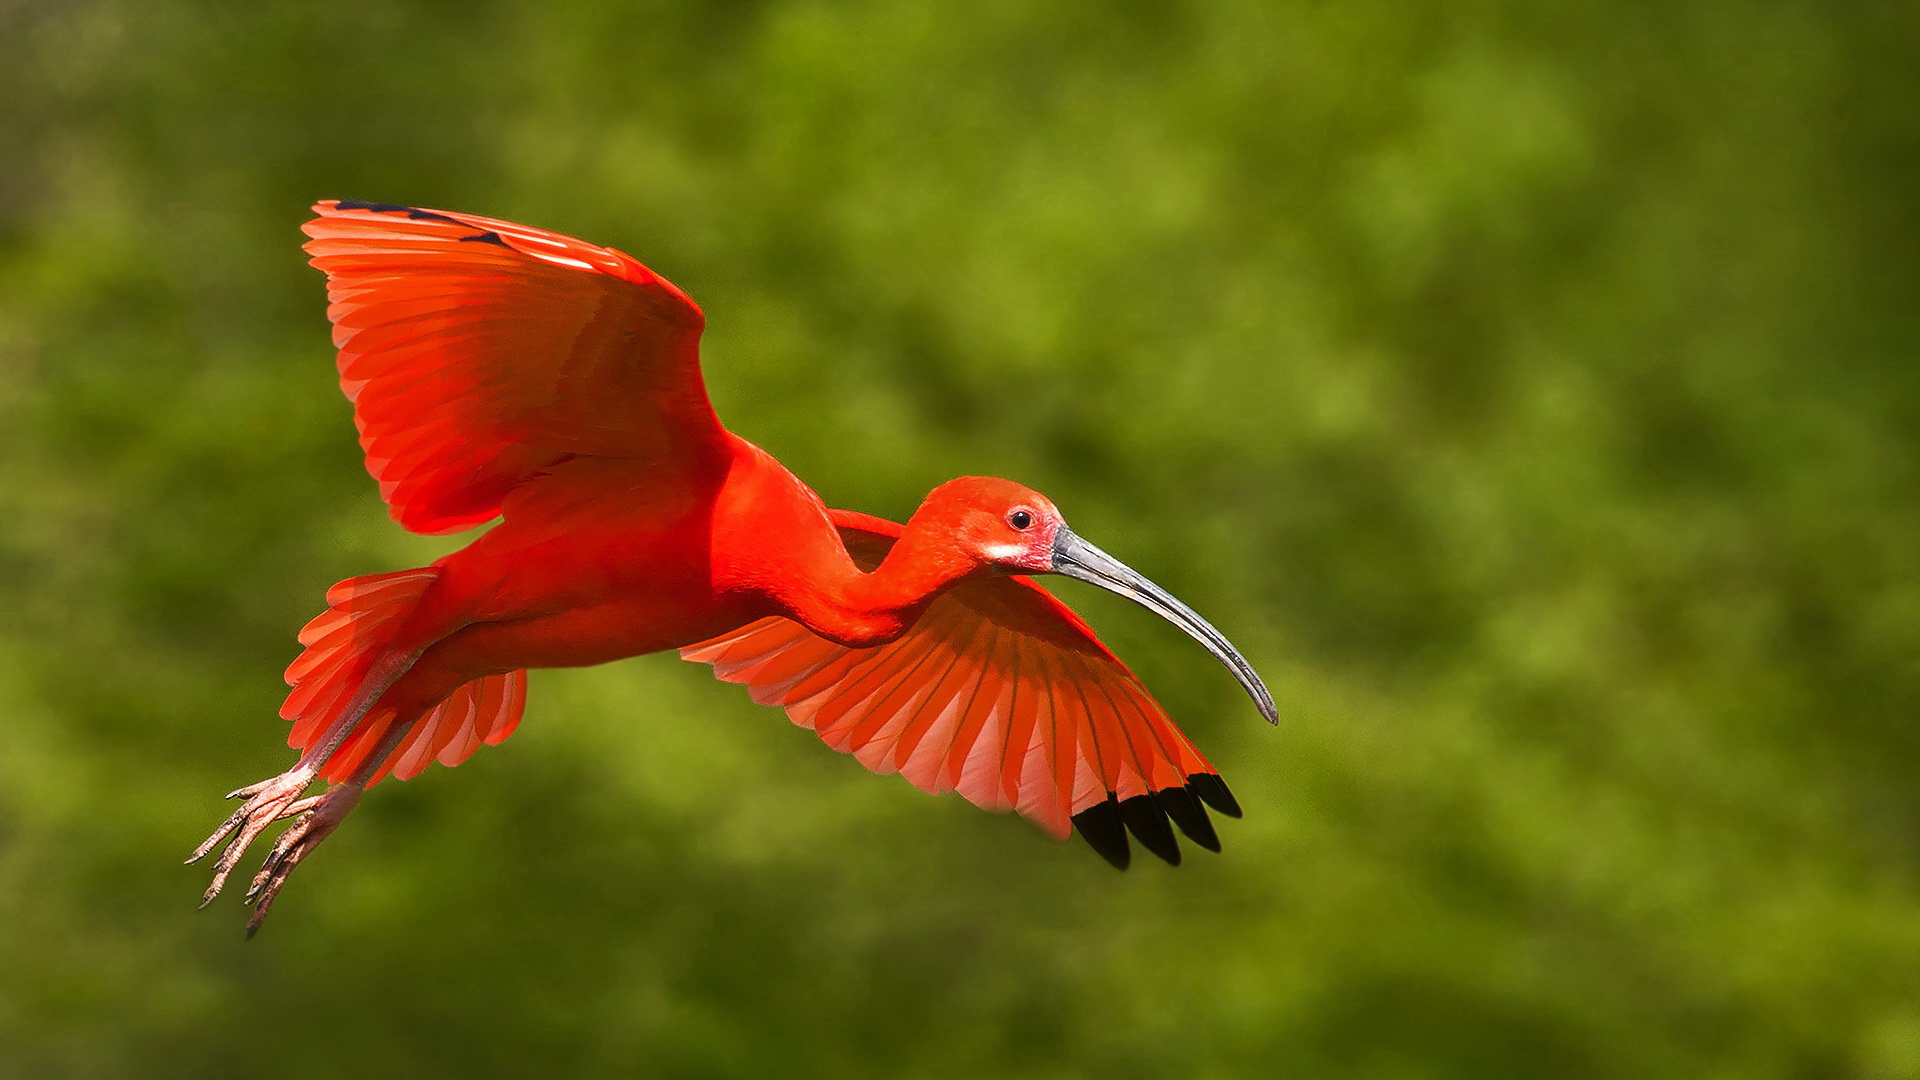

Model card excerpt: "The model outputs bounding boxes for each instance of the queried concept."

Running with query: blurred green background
[2,0,1917,1076]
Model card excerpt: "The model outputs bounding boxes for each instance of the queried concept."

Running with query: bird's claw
[242,794,324,905]
[238,785,359,936]
[187,769,317,909]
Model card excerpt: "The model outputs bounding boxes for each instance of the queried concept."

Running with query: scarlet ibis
[189,200,1276,934]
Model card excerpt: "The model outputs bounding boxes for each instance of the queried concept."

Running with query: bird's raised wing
[680,510,1242,868]
[302,200,725,535]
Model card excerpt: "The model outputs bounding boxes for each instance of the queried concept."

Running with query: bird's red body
[366,435,956,723]
[192,201,1274,933]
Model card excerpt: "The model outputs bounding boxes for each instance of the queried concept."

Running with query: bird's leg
[188,731,353,903]
[187,649,421,909]
[238,718,416,937]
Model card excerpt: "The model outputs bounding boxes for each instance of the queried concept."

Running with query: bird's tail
[282,569,526,787]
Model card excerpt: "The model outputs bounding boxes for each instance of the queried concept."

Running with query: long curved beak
[1048,525,1278,724]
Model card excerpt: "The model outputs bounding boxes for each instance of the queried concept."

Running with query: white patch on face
[984,542,1027,562]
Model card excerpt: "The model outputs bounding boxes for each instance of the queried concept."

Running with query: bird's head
[909,476,1064,575]
[908,476,1278,723]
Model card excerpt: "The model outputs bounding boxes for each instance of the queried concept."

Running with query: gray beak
[1048,525,1278,724]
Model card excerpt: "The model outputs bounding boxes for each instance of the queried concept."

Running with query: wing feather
[843,609,962,758]
[897,649,990,793]
[948,637,1015,810]
[303,200,725,535]
[483,670,527,745]
[886,616,995,778]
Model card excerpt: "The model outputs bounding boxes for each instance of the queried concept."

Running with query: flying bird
[190,200,1277,934]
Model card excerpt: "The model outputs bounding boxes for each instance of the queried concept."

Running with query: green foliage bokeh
[2,1,1916,1076]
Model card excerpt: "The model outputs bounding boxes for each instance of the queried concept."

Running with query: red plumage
[191,201,1271,934]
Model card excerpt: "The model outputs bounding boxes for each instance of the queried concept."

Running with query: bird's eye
[1008,510,1034,530]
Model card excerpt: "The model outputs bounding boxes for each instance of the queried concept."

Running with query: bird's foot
[240,782,362,937]
[186,768,318,909]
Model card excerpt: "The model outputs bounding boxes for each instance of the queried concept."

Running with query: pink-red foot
[240,783,362,936]
[186,769,317,909]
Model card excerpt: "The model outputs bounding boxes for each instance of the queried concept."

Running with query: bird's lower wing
[679,511,1241,868]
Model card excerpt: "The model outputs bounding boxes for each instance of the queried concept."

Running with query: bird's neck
[716,437,984,649]
[795,528,981,649]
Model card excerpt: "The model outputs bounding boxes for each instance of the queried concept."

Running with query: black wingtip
[333,199,408,214]
[1156,786,1221,853]
[1119,794,1182,866]
[1187,772,1243,819]
[1074,797,1132,870]
[331,200,466,227]
[1079,781,1239,869]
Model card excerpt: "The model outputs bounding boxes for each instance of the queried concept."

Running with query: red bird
[190,201,1276,934]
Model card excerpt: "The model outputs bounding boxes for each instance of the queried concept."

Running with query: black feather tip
[1119,794,1182,866]
[1073,796,1131,870]
[1186,772,1243,818]
[1156,785,1221,852]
